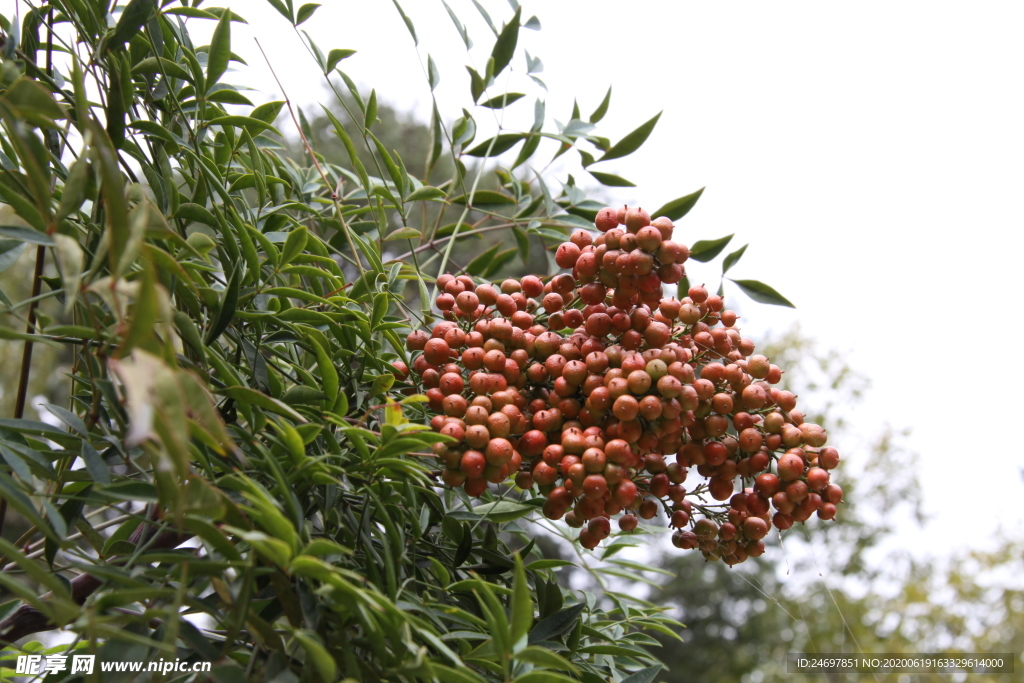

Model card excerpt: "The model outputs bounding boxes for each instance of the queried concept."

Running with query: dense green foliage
[0,1,727,680]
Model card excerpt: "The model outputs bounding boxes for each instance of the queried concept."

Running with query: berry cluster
[406,206,842,565]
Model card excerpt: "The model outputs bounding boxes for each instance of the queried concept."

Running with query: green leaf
[722,244,748,274]
[391,0,418,45]
[483,247,518,278]
[385,227,421,241]
[80,441,111,485]
[621,666,663,683]
[41,403,86,437]
[2,77,67,125]
[174,203,218,228]
[466,66,488,103]
[653,186,705,221]
[428,55,441,91]
[368,131,403,194]
[321,106,370,189]
[207,89,254,106]
[428,106,444,167]
[405,186,446,202]
[479,92,526,109]
[589,86,611,123]
[473,500,535,522]
[510,553,532,647]
[465,244,501,277]
[464,133,526,157]
[204,264,240,345]
[491,7,522,77]
[0,182,45,232]
[0,240,25,274]
[513,132,541,170]
[436,4,471,50]
[219,386,307,423]
[126,120,179,147]
[112,0,156,48]
[280,226,308,266]
[471,0,499,36]
[729,279,795,307]
[431,664,486,683]
[0,327,58,346]
[525,559,574,570]
[295,3,321,25]
[0,225,52,245]
[0,470,60,543]
[326,49,356,72]
[265,0,293,22]
[162,7,246,21]
[99,481,159,505]
[281,386,327,405]
[365,89,378,130]
[528,603,584,644]
[515,672,579,683]
[514,646,580,674]
[588,170,635,187]
[206,7,232,87]
[207,116,280,136]
[250,100,286,124]
[578,644,647,657]
[511,225,530,261]
[371,292,389,329]
[453,524,472,567]
[130,57,194,82]
[598,111,662,162]
[292,630,336,683]
[689,234,734,263]
[450,190,516,206]
[0,537,71,599]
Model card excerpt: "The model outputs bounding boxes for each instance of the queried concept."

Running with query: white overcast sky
[9,0,1024,557]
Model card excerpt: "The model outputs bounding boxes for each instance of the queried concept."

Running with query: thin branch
[254,38,367,279]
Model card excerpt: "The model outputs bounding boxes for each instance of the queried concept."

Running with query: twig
[253,38,367,279]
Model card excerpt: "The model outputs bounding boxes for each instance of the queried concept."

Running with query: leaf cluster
[0,2,694,680]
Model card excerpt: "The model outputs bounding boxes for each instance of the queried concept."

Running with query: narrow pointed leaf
[589,86,611,123]
[490,7,522,77]
[441,0,472,48]
[428,55,441,91]
[598,111,662,162]
[206,8,232,87]
[653,186,705,221]
[479,92,526,109]
[295,3,320,25]
[722,244,748,274]
[688,234,734,263]
[391,0,418,45]
[588,170,635,187]
[510,553,532,646]
[205,264,241,344]
[112,0,156,48]
[528,603,584,643]
[621,666,663,683]
[730,279,795,307]
[464,134,526,157]
[326,49,356,72]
